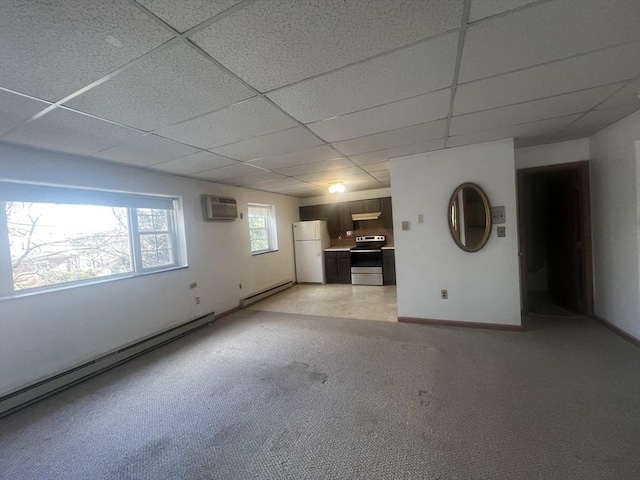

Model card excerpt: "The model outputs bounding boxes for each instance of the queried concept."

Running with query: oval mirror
[448,183,492,252]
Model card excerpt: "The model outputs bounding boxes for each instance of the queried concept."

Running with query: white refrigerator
[293,220,331,283]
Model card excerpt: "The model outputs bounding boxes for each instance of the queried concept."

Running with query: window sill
[0,265,188,302]
[251,249,279,256]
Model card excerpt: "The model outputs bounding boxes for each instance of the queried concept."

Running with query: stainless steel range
[350,235,386,285]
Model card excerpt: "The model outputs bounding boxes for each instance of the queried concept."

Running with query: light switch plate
[401,221,410,231]
[492,206,506,224]
[497,226,506,237]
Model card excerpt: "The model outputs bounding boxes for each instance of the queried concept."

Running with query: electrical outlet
[195,296,200,305]
[441,289,448,300]
[497,226,506,237]
[416,213,424,224]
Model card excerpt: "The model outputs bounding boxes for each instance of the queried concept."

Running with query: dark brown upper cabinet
[350,198,381,214]
[381,197,393,229]
[337,203,353,233]
[299,205,315,221]
[300,197,391,235]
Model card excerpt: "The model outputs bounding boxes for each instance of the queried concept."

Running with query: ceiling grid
[443,0,472,147]
[0,0,638,197]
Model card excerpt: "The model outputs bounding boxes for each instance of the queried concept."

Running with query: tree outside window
[248,204,277,254]
[0,182,183,296]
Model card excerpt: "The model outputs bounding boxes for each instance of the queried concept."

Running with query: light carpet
[0,310,638,479]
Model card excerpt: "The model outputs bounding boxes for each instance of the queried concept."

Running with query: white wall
[588,112,640,339]
[390,139,521,326]
[515,138,589,170]
[299,187,391,206]
[0,143,300,395]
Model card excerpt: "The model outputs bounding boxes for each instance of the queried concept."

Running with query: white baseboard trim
[0,312,216,417]
[239,280,294,308]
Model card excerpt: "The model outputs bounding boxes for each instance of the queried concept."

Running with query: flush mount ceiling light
[328,183,345,194]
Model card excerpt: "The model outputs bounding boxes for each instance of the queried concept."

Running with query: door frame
[517,161,594,316]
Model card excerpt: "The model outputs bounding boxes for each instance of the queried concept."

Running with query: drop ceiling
[1,0,638,198]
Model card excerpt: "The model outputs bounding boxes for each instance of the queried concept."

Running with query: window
[248,204,277,254]
[0,181,184,296]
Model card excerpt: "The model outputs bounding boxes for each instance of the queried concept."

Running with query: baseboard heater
[239,280,294,308]
[0,312,216,418]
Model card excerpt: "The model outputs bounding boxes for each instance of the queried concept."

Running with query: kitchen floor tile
[248,284,397,322]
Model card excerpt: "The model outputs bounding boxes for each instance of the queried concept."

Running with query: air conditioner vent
[202,195,237,221]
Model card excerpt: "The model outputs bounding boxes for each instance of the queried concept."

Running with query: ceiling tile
[460,0,640,83]
[94,134,199,166]
[450,84,621,136]
[247,177,302,189]
[296,167,364,183]
[266,33,458,123]
[254,178,310,195]
[1,107,142,156]
[468,0,537,22]
[350,139,446,165]
[155,97,297,149]
[360,162,390,173]
[446,115,580,148]
[248,145,341,170]
[226,171,286,186]
[268,181,312,192]
[190,162,266,181]
[309,173,374,187]
[0,90,51,135]
[319,174,381,189]
[332,120,446,156]
[371,170,391,180]
[598,79,640,109]
[354,178,387,190]
[190,0,463,91]
[454,43,640,115]
[273,158,354,177]
[136,0,242,32]
[0,0,172,101]
[150,151,237,175]
[271,184,326,197]
[308,89,451,142]
[211,127,323,161]
[65,43,254,131]
[559,104,640,139]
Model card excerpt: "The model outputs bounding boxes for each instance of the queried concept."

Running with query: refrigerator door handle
[315,224,319,256]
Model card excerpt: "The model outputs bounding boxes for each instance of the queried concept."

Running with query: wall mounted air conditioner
[202,195,238,221]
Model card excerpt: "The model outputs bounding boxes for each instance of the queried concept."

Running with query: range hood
[351,212,382,221]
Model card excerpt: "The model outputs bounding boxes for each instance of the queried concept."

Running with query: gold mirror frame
[448,182,492,252]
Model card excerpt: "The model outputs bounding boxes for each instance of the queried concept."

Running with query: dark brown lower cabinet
[382,249,396,285]
[325,251,351,284]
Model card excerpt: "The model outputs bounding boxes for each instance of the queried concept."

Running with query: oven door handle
[350,249,382,253]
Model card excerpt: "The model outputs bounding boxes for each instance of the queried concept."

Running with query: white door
[293,221,319,241]
[295,240,325,283]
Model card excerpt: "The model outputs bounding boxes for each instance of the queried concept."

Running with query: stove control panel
[355,235,386,242]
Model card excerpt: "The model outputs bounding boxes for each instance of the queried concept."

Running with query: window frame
[0,181,186,299]
[131,207,179,272]
[247,203,278,255]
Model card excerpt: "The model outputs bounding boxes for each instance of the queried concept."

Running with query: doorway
[517,161,594,317]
